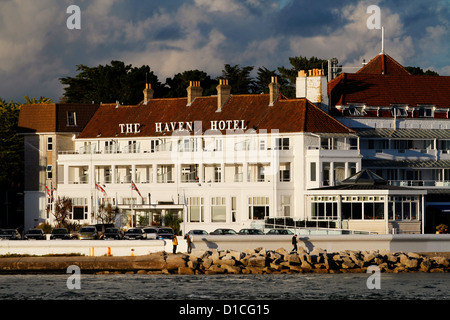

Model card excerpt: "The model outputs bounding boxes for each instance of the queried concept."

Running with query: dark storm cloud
[0,0,449,103]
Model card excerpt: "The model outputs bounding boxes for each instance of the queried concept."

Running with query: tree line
[59,56,339,105]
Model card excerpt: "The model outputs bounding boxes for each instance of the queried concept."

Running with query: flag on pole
[45,186,51,198]
[131,181,142,198]
[95,183,107,197]
[50,183,54,202]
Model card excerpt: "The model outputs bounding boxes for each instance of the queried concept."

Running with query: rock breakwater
[168,247,450,275]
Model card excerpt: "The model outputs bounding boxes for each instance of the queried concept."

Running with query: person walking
[172,233,178,254]
[186,234,192,254]
[291,234,298,252]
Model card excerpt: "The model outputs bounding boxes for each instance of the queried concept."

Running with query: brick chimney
[296,68,328,112]
[186,81,203,106]
[143,83,154,105]
[216,79,231,112]
[295,70,307,99]
[268,76,280,106]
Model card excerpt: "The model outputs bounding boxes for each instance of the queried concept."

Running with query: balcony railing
[389,180,450,187]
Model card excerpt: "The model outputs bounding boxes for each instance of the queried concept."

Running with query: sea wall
[0,239,166,256]
[0,248,448,274]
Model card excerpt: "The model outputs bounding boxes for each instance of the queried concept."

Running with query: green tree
[51,197,72,228]
[0,99,24,227]
[59,61,164,104]
[24,96,53,104]
[220,64,255,94]
[96,202,120,225]
[405,66,439,76]
[164,69,218,98]
[278,56,339,97]
[163,211,183,235]
[254,66,290,96]
[0,96,53,227]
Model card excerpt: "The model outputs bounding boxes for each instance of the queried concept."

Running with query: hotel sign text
[155,120,247,133]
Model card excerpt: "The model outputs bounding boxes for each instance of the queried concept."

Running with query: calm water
[0,273,448,300]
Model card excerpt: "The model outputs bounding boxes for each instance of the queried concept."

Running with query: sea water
[0,273,448,300]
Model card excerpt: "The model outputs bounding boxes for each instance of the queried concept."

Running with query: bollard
[108,247,111,256]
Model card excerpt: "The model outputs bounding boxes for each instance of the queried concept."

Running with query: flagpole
[130,181,133,227]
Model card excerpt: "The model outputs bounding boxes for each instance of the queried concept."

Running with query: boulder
[432,257,449,268]
[178,267,195,275]
[227,250,244,261]
[301,260,313,271]
[187,260,198,269]
[341,257,356,269]
[399,254,418,269]
[220,257,236,266]
[419,259,432,272]
[165,254,188,270]
[206,265,226,274]
[286,253,301,264]
[275,248,288,256]
[189,250,210,260]
[222,264,241,274]
[407,252,422,259]
[202,258,213,269]
[248,256,266,268]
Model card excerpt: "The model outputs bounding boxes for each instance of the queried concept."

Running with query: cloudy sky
[1,0,449,103]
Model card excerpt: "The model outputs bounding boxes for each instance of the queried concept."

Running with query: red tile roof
[357,54,411,76]
[328,73,450,108]
[18,104,99,133]
[18,104,57,133]
[77,94,354,139]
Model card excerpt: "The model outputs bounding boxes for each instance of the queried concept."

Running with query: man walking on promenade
[172,233,178,254]
[292,234,298,252]
[186,234,192,254]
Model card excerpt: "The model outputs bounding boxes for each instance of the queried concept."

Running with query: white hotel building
[19,62,432,235]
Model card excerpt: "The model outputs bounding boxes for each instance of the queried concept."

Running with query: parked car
[50,228,72,240]
[210,228,237,235]
[123,228,146,240]
[185,229,208,238]
[94,223,115,239]
[0,229,22,240]
[266,229,293,235]
[238,228,264,235]
[78,226,99,240]
[103,227,123,240]
[23,228,45,240]
[156,227,174,240]
[142,227,158,240]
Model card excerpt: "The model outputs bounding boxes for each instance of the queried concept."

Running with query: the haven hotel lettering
[155,120,247,133]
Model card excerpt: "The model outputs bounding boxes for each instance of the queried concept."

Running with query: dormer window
[418,105,434,118]
[391,106,408,117]
[348,105,366,116]
[67,111,77,126]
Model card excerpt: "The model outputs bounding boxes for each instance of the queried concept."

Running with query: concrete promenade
[1,234,449,257]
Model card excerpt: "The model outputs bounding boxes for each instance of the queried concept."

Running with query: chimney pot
[143,83,154,104]
[187,81,203,106]
[216,79,231,112]
[269,76,280,106]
